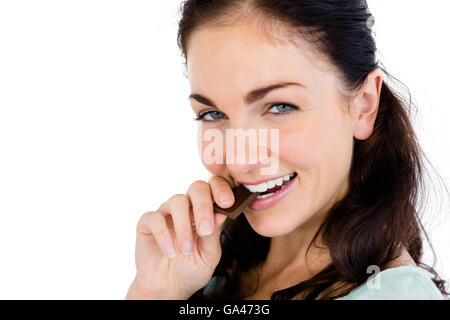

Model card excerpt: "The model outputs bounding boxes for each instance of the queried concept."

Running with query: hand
[126,175,235,299]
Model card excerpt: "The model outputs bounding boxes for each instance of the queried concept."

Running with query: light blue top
[203,263,446,300]
[336,264,446,300]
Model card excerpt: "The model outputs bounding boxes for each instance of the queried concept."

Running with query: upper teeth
[243,173,295,193]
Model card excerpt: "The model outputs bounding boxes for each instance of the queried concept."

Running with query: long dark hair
[177,0,449,299]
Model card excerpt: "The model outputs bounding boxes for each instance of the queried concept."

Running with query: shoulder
[337,264,446,300]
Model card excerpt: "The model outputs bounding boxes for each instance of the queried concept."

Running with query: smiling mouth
[242,172,297,198]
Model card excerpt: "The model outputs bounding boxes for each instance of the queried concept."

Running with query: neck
[263,212,331,280]
[261,179,349,280]
[261,178,350,280]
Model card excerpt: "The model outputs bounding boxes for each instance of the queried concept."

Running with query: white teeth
[256,184,267,192]
[274,177,284,186]
[256,192,275,199]
[242,172,295,193]
[266,179,276,189]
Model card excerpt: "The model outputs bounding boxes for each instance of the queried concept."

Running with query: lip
[247,174,298,211]
[236,172,295,186]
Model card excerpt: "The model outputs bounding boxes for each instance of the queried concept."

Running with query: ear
[353,68,384,140]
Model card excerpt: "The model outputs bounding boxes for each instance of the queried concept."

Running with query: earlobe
[353,69,384,140]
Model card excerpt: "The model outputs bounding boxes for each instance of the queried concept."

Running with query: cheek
[198,127,226,174]
[278,112,352,172]
[278,121,328,168]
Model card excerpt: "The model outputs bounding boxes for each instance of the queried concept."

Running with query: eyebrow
[188,82,306,108]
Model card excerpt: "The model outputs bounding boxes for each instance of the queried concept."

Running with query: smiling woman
[125,0,448,301]
[175,0,449,300]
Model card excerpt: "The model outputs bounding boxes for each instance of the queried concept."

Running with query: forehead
[186,21,334,97]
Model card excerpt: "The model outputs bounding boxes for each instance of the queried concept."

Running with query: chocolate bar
[212,184,261,219]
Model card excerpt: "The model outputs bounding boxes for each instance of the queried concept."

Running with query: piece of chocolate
[213,184,261,219]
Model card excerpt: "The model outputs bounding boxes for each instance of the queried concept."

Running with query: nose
[224,127,273,175]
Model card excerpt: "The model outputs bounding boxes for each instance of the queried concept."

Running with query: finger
[136,211,177,259]
[163,194,194,256]
[214,212,227,231]
[186,180,215,237]
[208,175,235,209]
[196,211,227,264]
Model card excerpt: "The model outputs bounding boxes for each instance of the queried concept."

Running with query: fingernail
[165,244,177,258]
[181,240,192,255]
[199,220,213,236]
[220,194,232,205]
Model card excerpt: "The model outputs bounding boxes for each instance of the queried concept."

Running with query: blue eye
[194,103,299,122]
[195,110,226,122]
[268,103,298,115]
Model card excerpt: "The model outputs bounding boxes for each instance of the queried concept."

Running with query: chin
[244,209,305,238]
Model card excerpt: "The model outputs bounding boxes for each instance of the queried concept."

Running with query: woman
[126,0,449,300]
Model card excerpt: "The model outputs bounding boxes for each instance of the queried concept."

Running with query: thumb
[197,213,227,263]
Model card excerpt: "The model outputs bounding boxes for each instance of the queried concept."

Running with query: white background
[0,1,449,299]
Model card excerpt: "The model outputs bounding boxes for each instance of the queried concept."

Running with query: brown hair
[177,0,449,299]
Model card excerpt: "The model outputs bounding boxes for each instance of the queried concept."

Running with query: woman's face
[186,21,357,237]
